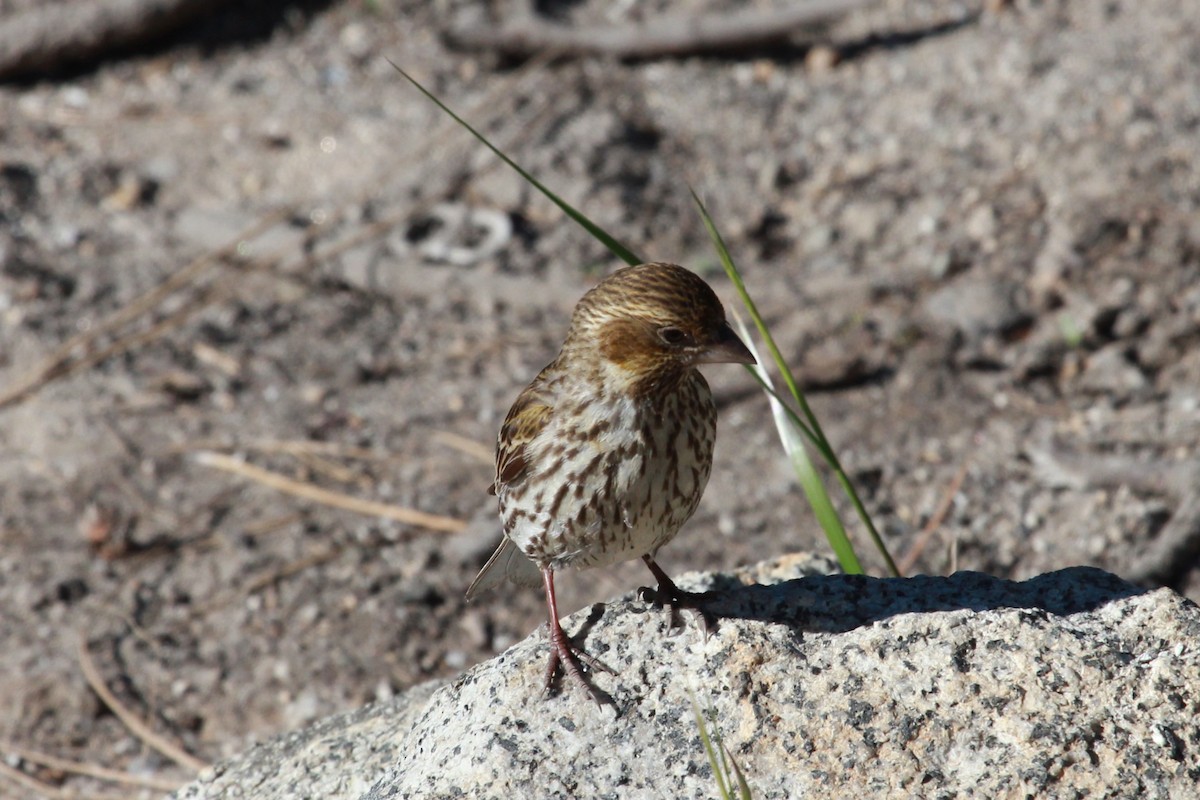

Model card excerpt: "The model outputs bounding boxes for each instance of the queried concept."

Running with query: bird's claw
[638,584,719,637]
[544,625,614,707]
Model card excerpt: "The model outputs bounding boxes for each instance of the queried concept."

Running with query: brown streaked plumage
[468,261,754,702]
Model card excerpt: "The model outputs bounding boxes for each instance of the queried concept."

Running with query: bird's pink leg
[541,568,611,704]
[640,555,718,633]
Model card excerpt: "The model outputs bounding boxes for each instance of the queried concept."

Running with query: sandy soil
[1,0,1197,796]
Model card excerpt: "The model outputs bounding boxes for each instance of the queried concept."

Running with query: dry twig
[0,758,137,800]
[0,0,235,80]
[0,742,182,792]
[431,430,494,464]
[1127,491,1200,585]
[897,461,970,575]
[76,640,209,773]
[192,544,345,614]
[0,209,289,410]
[240,546,345,597]
[172,437,391,461]
[446,0,869,60]
[195,451,466,533]
[1,54,561,412]
[241,512,305,537]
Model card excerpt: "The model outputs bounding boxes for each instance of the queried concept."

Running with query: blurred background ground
[1,0,1198,796]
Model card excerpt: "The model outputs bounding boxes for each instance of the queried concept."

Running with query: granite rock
[173,554,1200,800]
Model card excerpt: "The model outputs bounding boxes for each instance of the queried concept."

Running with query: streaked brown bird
[468,262,754,701]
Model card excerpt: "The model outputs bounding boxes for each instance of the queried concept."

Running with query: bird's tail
[466,537,542,600]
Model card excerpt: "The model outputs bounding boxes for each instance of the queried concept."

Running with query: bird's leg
[541,568,612,704]
[638,555,719,634]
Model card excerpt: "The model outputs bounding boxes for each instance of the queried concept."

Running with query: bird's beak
[695,322,756,366]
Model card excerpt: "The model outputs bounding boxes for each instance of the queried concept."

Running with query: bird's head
[565,262,755,397]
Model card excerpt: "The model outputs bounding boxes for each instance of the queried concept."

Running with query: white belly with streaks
[500,374,715,571]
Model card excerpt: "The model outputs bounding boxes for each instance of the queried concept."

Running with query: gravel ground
[1,0,1197,796]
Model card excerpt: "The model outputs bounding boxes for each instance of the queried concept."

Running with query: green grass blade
[699,692,754,800]
[693,189,899,577]
[727,748,753,800]
[742,363,896,576]
[690,189,811,424]
[733,313,864,575]
[690,693,732,799]
[390,61,642,267]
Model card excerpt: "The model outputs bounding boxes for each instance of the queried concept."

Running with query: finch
[468,262,754,701]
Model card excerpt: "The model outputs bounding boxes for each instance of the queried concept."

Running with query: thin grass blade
[390,61,642,266]
[733,312,864,575]
[726,747,753,800]
[694,189,899,576]
[690,693,732,799]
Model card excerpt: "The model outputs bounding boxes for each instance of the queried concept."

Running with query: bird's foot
[544,621,614,706]
[638,555,720,635]
[637,581,719,636]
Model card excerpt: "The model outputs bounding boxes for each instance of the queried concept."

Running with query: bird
[467,261,754,702]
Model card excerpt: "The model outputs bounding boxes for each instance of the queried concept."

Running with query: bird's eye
[657,326,692,347]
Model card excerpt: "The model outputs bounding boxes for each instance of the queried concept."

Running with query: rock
[805,44,841,73]
[174,681,443,800]
[800,326,888,390]
[171,556,1200,800]
[1077,343,1149,397]
[964,203,998,248]
[921,276,1028,340]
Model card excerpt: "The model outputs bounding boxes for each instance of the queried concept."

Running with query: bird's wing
[494,381,554,491]
[465,537,543,600]
[472,367,556,597]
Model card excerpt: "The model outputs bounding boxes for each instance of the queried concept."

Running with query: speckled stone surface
[172,680,442,800]
[174,555,1200,800]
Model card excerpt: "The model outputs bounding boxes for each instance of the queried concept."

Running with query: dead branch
[0,742,182,792]
[445,0,870,60]
[0,208,289,410]
[1125,490,1200,586]
[897,460,970,576]
[0,759,135,800]
[431,430,494,464]
[194,451,468,533]
[172,437,392,462]
[240,546,345,597]
[0,55,560,411]
[0,0,235,81]
[76,639,209,773]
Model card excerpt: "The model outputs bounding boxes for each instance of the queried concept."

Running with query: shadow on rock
[689,566,1147,635]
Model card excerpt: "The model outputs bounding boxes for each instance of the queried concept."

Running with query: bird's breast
[499,373,717,570]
